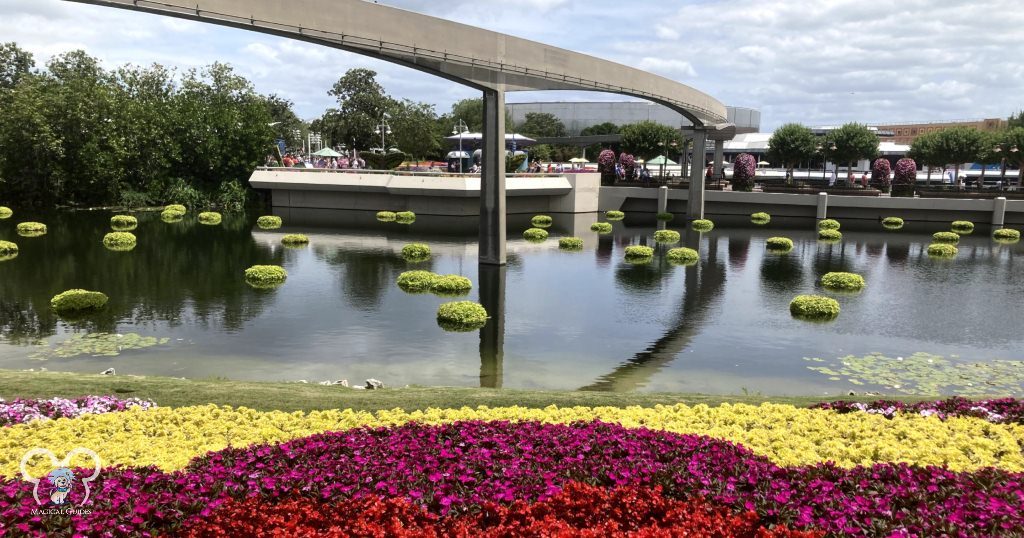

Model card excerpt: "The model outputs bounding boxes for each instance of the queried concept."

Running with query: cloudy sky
[2,0,1022,130]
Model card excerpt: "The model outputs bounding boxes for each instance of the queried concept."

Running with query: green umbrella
[647,155,677,165]
[312,147,343,157]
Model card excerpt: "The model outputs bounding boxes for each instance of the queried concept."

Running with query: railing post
[816,192,828,220]
[993,196,1007,227]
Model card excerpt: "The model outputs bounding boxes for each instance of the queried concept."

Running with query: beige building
[878,118,1008,145]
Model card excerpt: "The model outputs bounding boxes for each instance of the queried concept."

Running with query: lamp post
[657,139,678,183]
[374,113,392,154]
[817,142,836,184]
[452,118,469,173]
[994,144,1019,190]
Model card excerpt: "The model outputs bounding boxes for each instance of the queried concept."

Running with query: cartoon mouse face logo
[20,448,101,507]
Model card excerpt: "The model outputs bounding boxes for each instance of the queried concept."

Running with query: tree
[1008,111,1024,130]
[829,123,878,175]
[766,123,816,178]
[517,112,567,138]
[327,68,396,151]
[909,131,943,185]
[580,122,619,160]
[732,154,756,191]
[447,97,512,132]
[0,42,34,91]
[999,127,1024,186]
[619,121,681,161]
[389,99,442,160]
[264,94,304,151]
[931,126,986,185]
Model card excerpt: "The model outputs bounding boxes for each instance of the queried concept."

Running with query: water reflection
[478,264,505,388]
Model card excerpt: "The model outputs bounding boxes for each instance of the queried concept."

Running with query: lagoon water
[0,209,1022,395]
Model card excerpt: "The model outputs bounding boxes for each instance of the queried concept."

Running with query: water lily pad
[30,333,171,360]
[807,352,1024,396]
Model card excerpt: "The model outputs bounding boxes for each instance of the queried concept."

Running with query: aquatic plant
[751,212,771,225]
[102,232,137,251]
[666,247,699,265]
[110,215,137,231]
[558,237,583,250]
[927,243,958,257]
[789,295,840,320]
[523,228,549,241]
[244,265,287,288]
[951,220,974,234]
[376,211,397,222]
[656,212,674,222]
[164,204,187,214]
[256,216,282,229]
[993,228,1020,241]
[765,237,794,252]
[396,211,416,224]
[691,219,714,232]
[817,229,842,241]
[397,271,439,293]
[624,245,654,263]
[820,271,865,291]
[16,222,46,237]
[605,210,625,221]
[161,209,184,222]
[0,206,12,219]
[817,219,840,230]
[30,333,171,360]
[0,240,17,261]
[653,230,680,243]
[933,231,960,244]
[806,352,1024,396]
[401,243,431,261]
[590,222,612,234]
[50,289,108,312]
[281,234,309,246]
[530,215,553,227]
[197,212,222,225]
[882,217,904,230]
[431,275,473,296]
[437,301,488,331]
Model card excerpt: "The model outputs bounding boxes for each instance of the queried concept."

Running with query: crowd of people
[266,153,367,170]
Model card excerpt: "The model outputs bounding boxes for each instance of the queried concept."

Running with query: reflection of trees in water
[728,235,750,270]
[595,235,613,267]
[582,238,727,392]
[313,246,412,311]
[0,211,281,343]
[759,252,804,293]
[813,242,852,275]
[886,242,910,265]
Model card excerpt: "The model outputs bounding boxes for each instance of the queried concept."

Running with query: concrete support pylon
[713,139,725,181]
[478,264,505,388]
[479,88,507,265]
[687,127,707,220]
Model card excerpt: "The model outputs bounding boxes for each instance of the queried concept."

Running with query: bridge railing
[255,167,573,179]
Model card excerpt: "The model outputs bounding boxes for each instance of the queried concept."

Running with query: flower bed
[0,396,155,427]
[810,397,1024,424]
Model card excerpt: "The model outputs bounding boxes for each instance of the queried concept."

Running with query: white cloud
[636,58,697,79]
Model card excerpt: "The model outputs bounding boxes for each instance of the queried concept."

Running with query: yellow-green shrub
[666,247,699,265]
[376,211,397,222]
[396,211,416,224]
[257,216,282,229]
[244,265,287,288]
[882,217,904,228]
[431,275,473,296]
[0,206,12,219]
[523,228,549,241]
[751,212,771,224]
[691,219,714,232]
[437,301,488,331]
[559,237,583,250]
[50,289,108,312]
[281,234,309,246]
[0,240,18,262]
[933,231,960,244]
[401,243,431,260]
[790,295,840,320]
[818,229,842,241]
[165,204,187,214]
[531,215,553,227]
[821,272,865,291]
[818,219,840,230]
[590,222,613,234]
[102,232,137,251]
[766,237,794,252]
[198,212,222,225]
[927,243,958,257]
[656,212,674,222]
[605,210,625,221]
[110,215,137,231]
[993,228,1020,241]
[161,209,184,222]
[654,230,680,243]
[16,222,46,236]
[397,271,438,293]
[951,220,974,234]
[624,245,654,262]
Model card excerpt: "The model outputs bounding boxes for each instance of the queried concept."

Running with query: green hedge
[0,240,18,261]
[51,289,108,312]
[751,212,771,225]
[0,206,12,219]
[16,222,46,236]
[531,215,553,227]
[401,243,431,260]
[656,212,674,222]
[558,237,583,250]
[691,219,714,232]
[821,271,865,291]
[882,217,904,228]
[590,222,613,234]
[431,275,473,296]
[818,229,842,241]
[376,211,397,222]
[523,228,549,241]
[281,234,309,246]
[624,245,654,261]
[605,210,625,221]
[436,301,488,331]
[257,216,283,230]
[164,204,187,214]
[653,230,681,244]
[951,220,975,234]
[932,231,960,244]
[818,219,841,230]
[927,243,958,257]
[110,215,138,231]
[993,228,1021,241]
[244,265,288,288]
[789,295,840,320]
[102,232,137,251]
[765,237,794,251]
[396,211,416,224]
[198,212,222,225]
[666,247,699,265]
[397,270,439,293]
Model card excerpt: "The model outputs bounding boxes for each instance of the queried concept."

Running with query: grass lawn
[0,369,933,413]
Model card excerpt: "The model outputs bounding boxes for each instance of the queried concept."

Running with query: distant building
[506,101,760,135]
[875,118,1008,145]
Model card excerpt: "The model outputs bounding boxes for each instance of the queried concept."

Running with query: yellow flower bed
[2,403,1022,478]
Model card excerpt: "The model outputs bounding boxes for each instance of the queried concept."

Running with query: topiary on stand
[732,153,756,192]
[871,158,892,192]
[891,158,917,197]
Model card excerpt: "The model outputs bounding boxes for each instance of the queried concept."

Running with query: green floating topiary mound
[882,217,904,229]
[161,209,184,222]
[51,289,108,312]
[751,212,771,225]
[821,271,865,291]
[257,216,283,230]
[431,274,473,296]
[653,230,681,244]
[666,247,699,266]
[281,234,310,247]
[558,237,583,250]
[932,231,960,244]
[624,245,654,263]
[401,243,431,261]
[656,212,674,222]
[397,270,438,293]
[0,206,12,219]
[927,243,958,257]
[993,228,1021,242]
[951,220,974,234]
[531,215,553,227]
[765,237,794,252]
[523,228,549,241]
[691,219,714,232]
[102,232,137,252]
[0,240,18,262]
[605,210,625,221]
[198,212,222,225]
[16,222,46,237]
[590,222,613,234]
[244,265,288,289]
[818,219,840,231]
[376,211,397,222]
[790,295,840,321]
[818,229,842,241]
[395,211,416,224]
[165,204,187,214]
[110,215,138,231]
[436,301,489,332]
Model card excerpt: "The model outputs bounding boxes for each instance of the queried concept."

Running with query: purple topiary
[732,153,756,191]
[619,153,636,181]
[894,158,917,185]
[597,149,616,174]
[871,158,892,190]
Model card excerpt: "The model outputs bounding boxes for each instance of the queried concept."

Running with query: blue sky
[2,0,1022,130]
